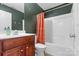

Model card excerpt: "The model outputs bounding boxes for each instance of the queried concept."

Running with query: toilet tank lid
[35,43,46,48]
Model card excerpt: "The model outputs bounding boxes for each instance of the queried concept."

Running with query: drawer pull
[26,47,28,48]
[20,49,23,52]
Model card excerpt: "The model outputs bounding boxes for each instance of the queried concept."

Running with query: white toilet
[35,43,46,56]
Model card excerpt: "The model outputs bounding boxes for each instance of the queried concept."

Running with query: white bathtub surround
[45,13,75,56]
[45,42,73,56]
[45,13,74,49]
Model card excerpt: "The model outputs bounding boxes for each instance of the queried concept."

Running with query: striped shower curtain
[36,12,44,44]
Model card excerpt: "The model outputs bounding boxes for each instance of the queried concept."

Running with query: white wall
[45,19,53,43]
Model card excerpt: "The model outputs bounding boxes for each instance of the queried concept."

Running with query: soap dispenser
[5,27,11,35]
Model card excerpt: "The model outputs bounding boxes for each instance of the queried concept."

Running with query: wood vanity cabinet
[0,35,35,56]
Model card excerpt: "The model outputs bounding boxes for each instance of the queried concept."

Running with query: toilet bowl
[35,43,46,56]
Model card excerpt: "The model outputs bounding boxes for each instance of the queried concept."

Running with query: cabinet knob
[26,47,28,48]
[20,49,23,52]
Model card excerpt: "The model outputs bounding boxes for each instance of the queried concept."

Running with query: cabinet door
[3,47,20,56]
[28,45,35,56]
[26,40,35,56]
[25,45,29,56]
[25,45,34,56]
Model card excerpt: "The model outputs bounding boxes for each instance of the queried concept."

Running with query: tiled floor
[35,52,52,56]
[44,52,52,56]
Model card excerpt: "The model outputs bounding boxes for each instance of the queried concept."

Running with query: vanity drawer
[26,36,34,41]
[3,37,28,51]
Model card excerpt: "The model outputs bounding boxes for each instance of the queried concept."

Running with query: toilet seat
[35,43,46,48]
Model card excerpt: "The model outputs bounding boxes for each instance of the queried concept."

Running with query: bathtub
[45,42,74,56]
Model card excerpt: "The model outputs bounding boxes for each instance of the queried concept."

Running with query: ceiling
[3,3,24,13]
[37,3,63,10]
[3,3,63,13]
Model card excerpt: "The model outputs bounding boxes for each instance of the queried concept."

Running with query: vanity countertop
[0,33,35,39]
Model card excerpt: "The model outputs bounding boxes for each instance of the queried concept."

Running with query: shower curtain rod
[44,3,72,13]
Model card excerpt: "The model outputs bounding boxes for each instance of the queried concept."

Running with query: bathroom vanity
[0,34,35,56]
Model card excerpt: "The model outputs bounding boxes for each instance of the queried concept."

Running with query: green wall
[0,4,24,30]
[24,3,43,33]
[45,3,73,18]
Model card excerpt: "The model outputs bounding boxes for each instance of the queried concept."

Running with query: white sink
[0,31,35,39]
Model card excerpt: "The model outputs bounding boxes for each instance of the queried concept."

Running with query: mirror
[0,3,24,34]
[0,10,12,34]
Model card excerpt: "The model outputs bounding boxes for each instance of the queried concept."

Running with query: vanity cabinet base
[0,35,35,56]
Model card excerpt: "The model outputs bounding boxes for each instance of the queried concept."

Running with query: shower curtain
[36,12,44,44]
